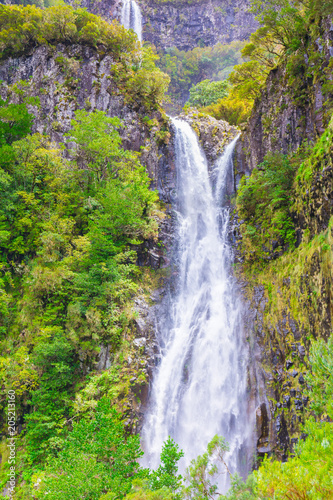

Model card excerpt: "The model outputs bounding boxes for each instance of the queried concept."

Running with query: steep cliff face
[240,19,333,173]
[235,18,333,461]
[0,44,164,184]
[78,0,257,50]
[141,0,257,51]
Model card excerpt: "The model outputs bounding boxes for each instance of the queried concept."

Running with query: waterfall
[142,118,251,492]
[121,0,143,42]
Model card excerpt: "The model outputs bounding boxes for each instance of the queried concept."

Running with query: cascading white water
[121,0,143,42]
[142,118,250,492]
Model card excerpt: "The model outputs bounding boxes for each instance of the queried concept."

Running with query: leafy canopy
[0,107,160,467]
[34,398,146,500]
[236,153,297,263]
[187,79,229,108]
[0,4,138,60]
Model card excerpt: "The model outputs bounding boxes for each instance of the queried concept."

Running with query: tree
[183,435,230,500]
[187,79,229,108]
[149,437,184,492]
[306,335,333,419]
[0,98,33,146]
[250,0,307,53]
[228,61,266,100]
[65,109,125,186]
[219,474,258,500]
[34,398,146,499]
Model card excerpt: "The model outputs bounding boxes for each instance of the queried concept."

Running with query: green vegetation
[33,398,145,499]
[187,79,229,108]
[183,435,230,499]
[1,0,333,498]
[0,98,162,493]
[252,335,333,499]
[0,4,138,59]
[149,437,184,492]
[0,5,171,496]
[236,152,297,263]
[201,57,267,124]
[197,0,333,124]
[0,5,169,111]
[157,41,244,107]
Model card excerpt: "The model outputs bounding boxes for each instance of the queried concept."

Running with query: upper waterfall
[121,0,143,42]
[142,119,251,492]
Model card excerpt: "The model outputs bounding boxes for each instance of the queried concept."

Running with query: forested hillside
[0,0,332,499]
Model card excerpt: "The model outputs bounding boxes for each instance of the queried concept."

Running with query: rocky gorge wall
[77,0,257,50]
[235,17,333,462]
[240,18,333,173]
[140,0,257,51]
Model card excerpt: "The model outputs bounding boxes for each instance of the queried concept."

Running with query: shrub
[236,153,296,262]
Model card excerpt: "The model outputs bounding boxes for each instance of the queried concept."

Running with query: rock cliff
[77,0,257,50]
[235,17,333,461]
[240,19,333,173]
[141,0,257,51]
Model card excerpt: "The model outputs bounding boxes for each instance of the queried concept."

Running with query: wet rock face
[77,0,257,51]
[239,64,326,173]
[233,22,333,459]
[0,44,147,150]
[79,0,123,25]
[179,111,239,165]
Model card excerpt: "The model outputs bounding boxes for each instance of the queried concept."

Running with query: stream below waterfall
[142,118,251,492]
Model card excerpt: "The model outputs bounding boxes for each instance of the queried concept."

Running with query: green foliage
[187,79,229,107]
[202,94,253,126]
[228,60,266,101]
[253,335,333,498]
[158,41,245,107]
[195,39,268,124]
[218,334,333,500]
[34,398,146,499]
[7,0,58,7]
[183,435,230,499]
[306,335,333,420]
[219,474,258,500]
[0,4,138,60]
[0,98,33,146]
[65,109,124,186]
[124,480,175,499]
[201,58,266,124]
[149,437,184,492]
[0,6,170,113]
[0,5,169,110]
[236,153,296,263]
[113,46,170,112]
[0,107,161,468]
[254,418,333,499]
[203,0,333,125]
[250,0,307,55]
[24,327,77,464]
